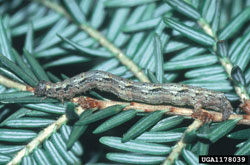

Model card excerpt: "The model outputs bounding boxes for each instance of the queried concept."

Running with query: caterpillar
[35,70,233,120]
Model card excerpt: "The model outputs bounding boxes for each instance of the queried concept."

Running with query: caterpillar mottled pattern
[35,70,233,120]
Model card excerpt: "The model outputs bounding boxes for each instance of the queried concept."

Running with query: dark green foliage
[67,109,92,149]
[43,140,68,165]
[63,0,86,24]
[0,153,11,164]
[0,129,36,142]
[65,102,78,120]
[163,17,215,46]
[136,131,183,143]
[51,133,80,164]
[21,156,34,165]
[0,0,249,164]
[24,103,65,114]
[122,111,165,142]
[0,144,24,154]
[227,128,250,140]
[58,35,113,58]
[197,118,241,143]
[217,40,229,57]
[100,136,171,155]
[164,55,218,71]
[235,138,250,155]
[0,96,58,104]
[4,117,55,128]
[165,0,201,20]
[23,49,50,81]
[33,148,52,165]
[12,49,38,82]
[0,108,30,127]
[93,109,137,134]
[150,116,184,131]
[0,18,14,61]
[182,149,199,165]
[154,33,165,83]
[218,6,250,40]
[76,104,127,125]
[0,54,37,86]
[106,153,165,164]
[231,66,246,87]
[0,91,33,100]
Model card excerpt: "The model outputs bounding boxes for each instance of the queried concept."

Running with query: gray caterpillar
[35,70,233,120]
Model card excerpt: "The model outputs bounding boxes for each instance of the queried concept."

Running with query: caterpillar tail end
[34,80,47,97]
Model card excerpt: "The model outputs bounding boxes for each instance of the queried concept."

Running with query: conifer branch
[163,119,203,165]
[33,0,150,82]
[198,19,249,101]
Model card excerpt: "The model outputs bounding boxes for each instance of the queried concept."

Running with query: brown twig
[72,96,250,125]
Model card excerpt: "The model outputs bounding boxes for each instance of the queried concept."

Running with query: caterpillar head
[34,80,47,96]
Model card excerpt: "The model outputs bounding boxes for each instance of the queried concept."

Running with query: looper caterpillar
[35,70,233,120]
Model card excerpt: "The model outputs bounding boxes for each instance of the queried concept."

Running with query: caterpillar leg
[192,102,212,122]
[194,102,202,112]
